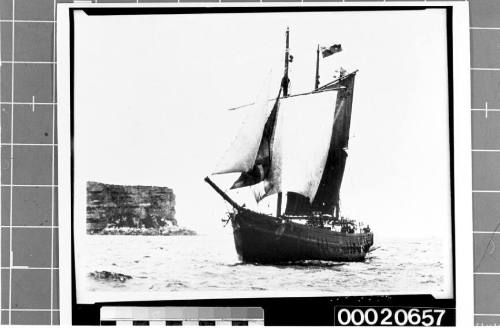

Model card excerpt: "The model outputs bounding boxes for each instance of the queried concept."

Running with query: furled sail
[213,78,275,176]
[311,73,357,215]
[264,90,339,202]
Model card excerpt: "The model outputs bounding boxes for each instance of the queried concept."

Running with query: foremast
[282,27,291,98]
[277,27,293,217]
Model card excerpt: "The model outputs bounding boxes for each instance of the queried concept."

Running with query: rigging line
[226,87,344,111]
[474,220,500,271]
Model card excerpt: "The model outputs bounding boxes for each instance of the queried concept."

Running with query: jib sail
[230,94,280,190]
[213,77,275,176]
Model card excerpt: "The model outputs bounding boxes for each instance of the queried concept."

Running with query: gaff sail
[311,73,356,216]
[264,90,338,202]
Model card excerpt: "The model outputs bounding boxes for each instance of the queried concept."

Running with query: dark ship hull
[231,209,373,264]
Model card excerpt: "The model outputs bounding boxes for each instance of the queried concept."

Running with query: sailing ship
[205,28,373,263]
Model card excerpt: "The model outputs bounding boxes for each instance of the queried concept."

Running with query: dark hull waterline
[231,209,374,264]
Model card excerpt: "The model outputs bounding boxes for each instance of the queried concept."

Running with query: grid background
[0,0,495,325]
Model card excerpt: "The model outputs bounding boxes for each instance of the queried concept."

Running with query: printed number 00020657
[335,307,449,326]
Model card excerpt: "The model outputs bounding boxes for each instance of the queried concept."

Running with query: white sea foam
[83,234,446,295]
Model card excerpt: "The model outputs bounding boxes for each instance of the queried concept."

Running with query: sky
[73,9,451,242]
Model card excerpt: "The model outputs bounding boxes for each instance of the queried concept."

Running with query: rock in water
[89,270,132,283]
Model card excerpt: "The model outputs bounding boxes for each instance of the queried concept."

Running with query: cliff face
[86,181,176,234]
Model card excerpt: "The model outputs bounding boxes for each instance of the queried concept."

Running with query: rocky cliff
[86,181,178,234]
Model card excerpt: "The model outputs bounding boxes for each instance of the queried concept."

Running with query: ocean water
[83,233,448,295]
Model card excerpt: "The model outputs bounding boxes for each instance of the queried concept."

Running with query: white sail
[267,90,338,201]
[213,78,275,175]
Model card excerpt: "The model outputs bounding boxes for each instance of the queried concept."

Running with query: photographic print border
[57,2,472,325]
